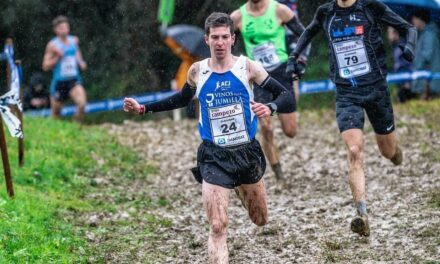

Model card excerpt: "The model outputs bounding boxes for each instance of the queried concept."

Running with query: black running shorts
[336,80,395,135]
[254,63,297,112]
[191,140,266,189]
[53,78,81,102]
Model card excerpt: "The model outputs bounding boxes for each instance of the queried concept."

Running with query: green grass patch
[428,190,440,209]
[0,117,153,263]
[397,98,440,132]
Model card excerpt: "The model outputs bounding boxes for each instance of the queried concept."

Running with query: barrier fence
[25,71,440,117]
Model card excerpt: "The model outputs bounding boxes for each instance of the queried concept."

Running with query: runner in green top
[239,0,288,71]
[231,0,308,182]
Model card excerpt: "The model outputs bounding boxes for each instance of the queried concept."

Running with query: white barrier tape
[0,45,23,138]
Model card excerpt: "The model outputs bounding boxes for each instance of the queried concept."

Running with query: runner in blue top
[43,15,87,122]
[123,12,294,263]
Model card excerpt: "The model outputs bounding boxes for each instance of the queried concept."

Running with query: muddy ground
[88,108,439,263]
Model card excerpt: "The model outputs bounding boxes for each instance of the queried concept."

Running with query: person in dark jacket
[23,72,50,110]
[287,0,417,237]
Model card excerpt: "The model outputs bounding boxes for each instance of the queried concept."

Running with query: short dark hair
[52,15,69,28]
[204,12,235,35]
[412,9,431,24]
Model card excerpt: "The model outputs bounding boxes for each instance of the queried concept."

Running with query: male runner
[287,0,416,236]
[42,15,87,122]
[231,0,309,180]
[124,13,294,263]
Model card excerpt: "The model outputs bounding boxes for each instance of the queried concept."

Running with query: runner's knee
[283,125,297,138]
[378,146,394,159]
[210,219,228,237]
[348,145,363,163]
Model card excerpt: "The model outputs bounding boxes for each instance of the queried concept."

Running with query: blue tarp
[382,0,440,9]
[382,0,440,21]
[25,71,440,117]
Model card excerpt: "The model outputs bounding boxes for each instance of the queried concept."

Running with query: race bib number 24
[209,103,250,147]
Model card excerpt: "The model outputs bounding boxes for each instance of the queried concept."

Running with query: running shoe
[350,214,370,237]
[391,146,403,165]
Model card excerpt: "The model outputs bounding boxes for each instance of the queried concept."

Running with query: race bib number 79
[333,39,371,79]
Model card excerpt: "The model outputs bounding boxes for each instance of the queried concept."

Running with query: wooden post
[15,60,24,167]
[0,38,16,197]
[0,117,14,197]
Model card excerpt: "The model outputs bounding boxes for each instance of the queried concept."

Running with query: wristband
[139,105,146,115]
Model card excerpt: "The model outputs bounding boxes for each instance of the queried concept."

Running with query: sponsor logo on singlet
[215,80,231,91]
[332,26,364,38]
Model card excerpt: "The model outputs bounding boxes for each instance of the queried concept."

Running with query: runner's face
[205,26,235,60]
[54,22,70,37]
[337,0,356,7]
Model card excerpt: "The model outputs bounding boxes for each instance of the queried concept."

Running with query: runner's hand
[286,55,306,78]
[251,101,271,118]
[399,43,414,62]
[123,97,141,114]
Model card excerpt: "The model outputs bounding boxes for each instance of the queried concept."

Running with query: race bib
[251,42,281,71]
[60,56,78,78]
[209,103,250,147]
[333,39,371,79]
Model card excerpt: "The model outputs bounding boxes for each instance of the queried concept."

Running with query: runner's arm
[230,9,242,32]
[141,83,196,113]
[368,0,417,61]
[278,3,311,60]
[125,63,198,114]
[42,43,61,71]
[74,37,87,71]
[291,6,323,59]
[249,60,295,113]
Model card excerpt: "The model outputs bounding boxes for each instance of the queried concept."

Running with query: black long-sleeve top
[293,0,417,87]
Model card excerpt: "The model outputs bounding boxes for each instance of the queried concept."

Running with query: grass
[0,117,154,263]
[428,190,440,209]
[400,98,440,132]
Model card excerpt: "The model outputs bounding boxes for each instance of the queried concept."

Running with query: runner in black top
[286,0,417,237]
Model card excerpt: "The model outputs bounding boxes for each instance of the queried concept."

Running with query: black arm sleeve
[285,16,306,38]
[144,82,196,113]
[369,0,417,49]
[285,16,311,59]
[259,76,295,113]
[292,7,323,58]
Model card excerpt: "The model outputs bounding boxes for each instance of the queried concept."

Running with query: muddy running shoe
[350,214,370,237]
[272,163,285,181]
[390,146,403,166]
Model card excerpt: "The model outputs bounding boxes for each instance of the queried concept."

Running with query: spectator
[411,9,440,100]
[23,72,50,110]
[387,26,415,103]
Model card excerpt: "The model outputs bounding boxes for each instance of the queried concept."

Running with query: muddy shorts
[253,63,297,112]
[336,80,395,135]
[191,140,266,189]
